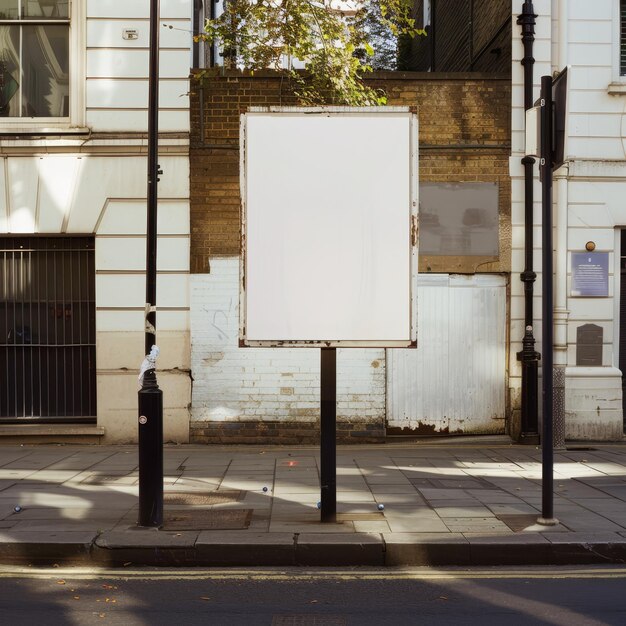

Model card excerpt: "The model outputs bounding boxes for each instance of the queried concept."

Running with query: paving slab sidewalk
[1,438,626,566]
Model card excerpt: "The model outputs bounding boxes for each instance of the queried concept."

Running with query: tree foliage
[200,0,424,105]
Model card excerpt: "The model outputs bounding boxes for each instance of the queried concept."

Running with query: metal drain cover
[163,509,252,530]
[81,475,136,485]
[164,491,242,505]
[496,514,541,532]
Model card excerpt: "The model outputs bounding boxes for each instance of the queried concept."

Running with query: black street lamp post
[138,0,164,528]
[516,1,540,445]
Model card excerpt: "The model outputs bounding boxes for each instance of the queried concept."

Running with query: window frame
[612,0,626,81]
[0,0,85,131]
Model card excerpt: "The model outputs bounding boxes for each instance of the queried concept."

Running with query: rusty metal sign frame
[239,106,419,349]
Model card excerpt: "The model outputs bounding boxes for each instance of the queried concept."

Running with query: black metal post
[138,0,163,528]
[516,1,540,445]
[538,75,557,526]
[320,347,337,523]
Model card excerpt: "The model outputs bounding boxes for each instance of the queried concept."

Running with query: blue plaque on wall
[571,252,609,297]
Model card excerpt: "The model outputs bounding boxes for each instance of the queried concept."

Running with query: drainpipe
[552,0,569,449]
[192,0,201,68]
[516,1,540,444]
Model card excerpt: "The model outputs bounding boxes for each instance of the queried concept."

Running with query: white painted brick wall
[190,258,386,424]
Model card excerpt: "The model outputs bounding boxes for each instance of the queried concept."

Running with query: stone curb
[0,531,97,566]
[2,531,626,567]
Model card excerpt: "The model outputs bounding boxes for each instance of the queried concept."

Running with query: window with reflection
[0,1,69,118]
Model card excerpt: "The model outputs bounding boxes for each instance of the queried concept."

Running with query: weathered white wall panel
[389,275,507,435]
[97,200,189,235]
[97,310,189,333]
[568,228,615,250]
[87,0,149,18]
[96,237,190,272]
[96,274,189,309]
[86,50,190,79]
[68,158,144,232]
[86,79,189,109]
[85,0,191,133]
[86,19,191,49]
[47,155,189,233]
[6,159,38,233]
[36,157,81,233]
[570,19,613,42]
[191,258,385,424]
[85,110,189,132]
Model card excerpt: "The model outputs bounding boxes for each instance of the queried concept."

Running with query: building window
[622,0,626,75]
[0,1,69,118]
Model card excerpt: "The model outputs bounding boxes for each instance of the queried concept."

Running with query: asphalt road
[1,565,625,625]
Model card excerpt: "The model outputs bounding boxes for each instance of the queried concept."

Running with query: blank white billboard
[240,107,418,347]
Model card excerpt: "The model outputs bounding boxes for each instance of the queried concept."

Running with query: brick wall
[191,72,511,275]
[190,74,298,271]
[190,260,386,444]
[436,0,471,71]
[404,0,511,73]
[471,0,511,73]
[189,70,511,444]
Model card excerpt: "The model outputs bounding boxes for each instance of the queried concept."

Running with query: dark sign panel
[419,182,499,256]
[552,66,568,170]
[571,252,609,297]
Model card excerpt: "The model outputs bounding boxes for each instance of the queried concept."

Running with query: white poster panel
[240,108,418,347]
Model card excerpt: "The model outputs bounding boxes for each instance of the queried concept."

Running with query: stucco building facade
[0,0,192,443]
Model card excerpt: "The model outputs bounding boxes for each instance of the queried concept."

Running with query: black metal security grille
[0,236,96,422]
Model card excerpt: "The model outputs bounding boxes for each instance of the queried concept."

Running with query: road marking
[1,567,626,581]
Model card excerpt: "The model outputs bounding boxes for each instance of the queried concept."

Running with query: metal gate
[0,236,96,422]
[387,274,507,436]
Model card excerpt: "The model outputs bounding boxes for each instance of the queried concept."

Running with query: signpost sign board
[240,107,418,348]
[571,252,609,297]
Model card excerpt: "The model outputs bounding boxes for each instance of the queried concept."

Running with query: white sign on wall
[240,107,418,348]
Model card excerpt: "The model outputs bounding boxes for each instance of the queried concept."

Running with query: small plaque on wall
[571,252,609,297]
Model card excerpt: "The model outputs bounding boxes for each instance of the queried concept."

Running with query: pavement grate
[272,617,347,626]
[81,475,137,485]
[164,491,242,505]
[497,513,543,532]
[163,509,252,530]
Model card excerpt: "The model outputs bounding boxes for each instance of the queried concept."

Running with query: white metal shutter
[387,274,507,435]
